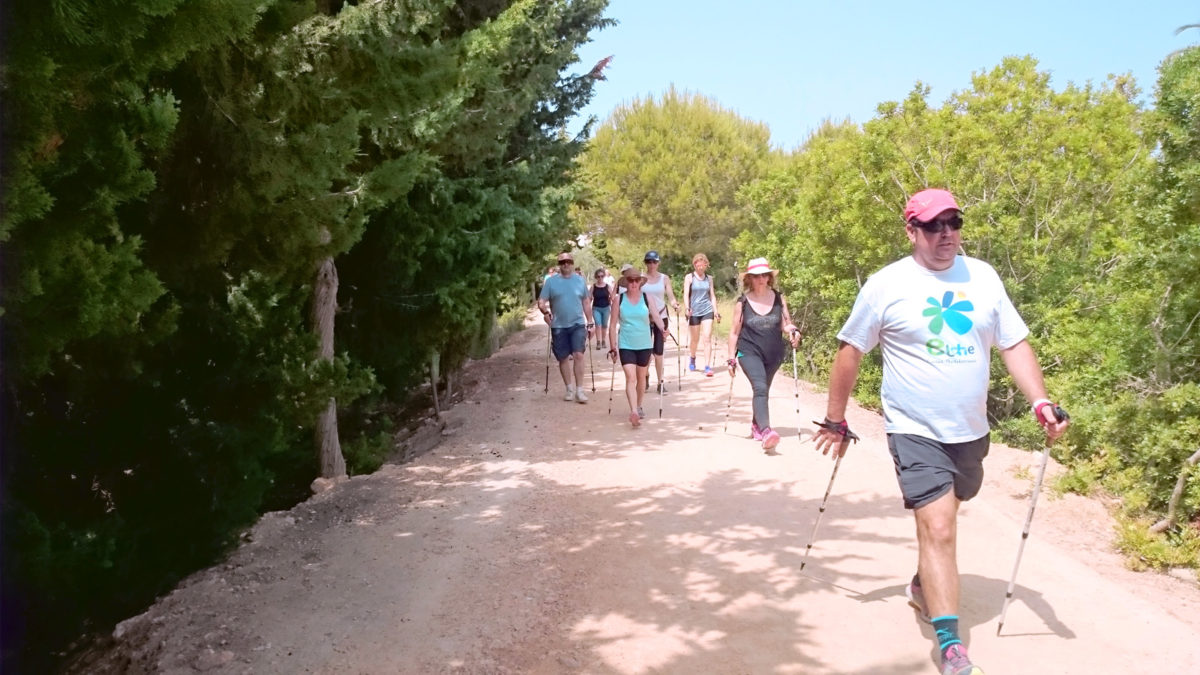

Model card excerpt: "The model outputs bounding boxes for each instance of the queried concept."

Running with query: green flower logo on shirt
[923,291,974,335]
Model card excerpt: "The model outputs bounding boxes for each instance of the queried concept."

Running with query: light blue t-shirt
[539,273,588,328]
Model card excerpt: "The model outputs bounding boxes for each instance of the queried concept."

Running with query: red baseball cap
[903,189,960,223]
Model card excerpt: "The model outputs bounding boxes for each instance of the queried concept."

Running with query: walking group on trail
[536,189,1072,675]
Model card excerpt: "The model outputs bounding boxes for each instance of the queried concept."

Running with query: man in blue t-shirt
[538,252,595,403]
[812,188,1069,675]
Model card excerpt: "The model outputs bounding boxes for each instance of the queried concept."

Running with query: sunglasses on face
[558,260,574,265]
[911,214,964,234]
[644,260,659,265]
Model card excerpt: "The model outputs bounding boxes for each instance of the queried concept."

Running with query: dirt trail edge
[80,311,1200,674]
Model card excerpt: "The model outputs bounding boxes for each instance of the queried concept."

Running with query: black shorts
[688,312,714,326]
[651,316,669,355]
[887,433,990,510]
[619,348,652,367]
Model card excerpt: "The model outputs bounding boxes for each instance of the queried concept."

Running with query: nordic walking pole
[674,307,682,390]
[997,405,1069,636]
[722,358,736,433]
[800,421,860,572]
[800,453,843,572]
[607,349,617,415]
[709,323,715,374]
[588,334,596,392]
[664,325,683,392]
[658,343,665,418]
[791,344,802,443]
[544,328,551,393]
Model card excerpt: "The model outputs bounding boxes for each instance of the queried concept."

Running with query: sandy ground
[78,310,1200,674]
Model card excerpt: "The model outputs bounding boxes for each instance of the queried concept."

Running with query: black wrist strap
[813,417,860,443]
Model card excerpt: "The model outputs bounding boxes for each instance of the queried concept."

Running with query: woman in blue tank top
[683,253,721,377]
[607,266,665,427]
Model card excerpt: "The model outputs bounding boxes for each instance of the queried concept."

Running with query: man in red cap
[812,188,1069,675]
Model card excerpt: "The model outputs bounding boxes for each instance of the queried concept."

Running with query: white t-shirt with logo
[837,255,1029,442]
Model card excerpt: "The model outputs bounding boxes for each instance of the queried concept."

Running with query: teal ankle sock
[931,615,961,652]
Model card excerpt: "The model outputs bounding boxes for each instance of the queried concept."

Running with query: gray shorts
[886,433,990,510]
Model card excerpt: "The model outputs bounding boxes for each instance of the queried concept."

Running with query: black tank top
[736,291,785,364]
[592,283,611,308]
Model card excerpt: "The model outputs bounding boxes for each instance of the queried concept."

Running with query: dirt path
[83,311,1200,674]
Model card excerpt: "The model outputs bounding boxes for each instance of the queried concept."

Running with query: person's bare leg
[623,364,639,412]
[558,358,572,388]
[572,351,586,389]
[914,490,960,616]
[689,323,700,360]
[700,319,713,369]
[654,353,664,386]
[635,365,647,408]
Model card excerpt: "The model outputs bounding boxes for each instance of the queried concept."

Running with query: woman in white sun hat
[726,257,801,451]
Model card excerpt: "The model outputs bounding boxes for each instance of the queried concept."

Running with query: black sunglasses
[558,259,574,265]
[911,214,964,233]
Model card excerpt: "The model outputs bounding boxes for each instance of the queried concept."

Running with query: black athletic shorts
[619,348,652,367]
[688,312,714,326]
[887,433,990,510]
[651,316,669,355]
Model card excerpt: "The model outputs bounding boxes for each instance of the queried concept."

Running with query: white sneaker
[575,388,589,403]
[564,385,575,401]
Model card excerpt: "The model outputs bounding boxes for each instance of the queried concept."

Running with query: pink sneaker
[629,411,641,427]
[940,644,982,675]
[761,428,781,450]
[750,422,763,441]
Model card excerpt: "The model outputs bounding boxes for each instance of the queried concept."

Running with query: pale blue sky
[570,0,1199,150]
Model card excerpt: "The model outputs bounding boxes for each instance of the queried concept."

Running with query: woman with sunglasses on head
[682,253,721,376]
[608,266,665,427]
[726,257,801,451]
[591,268,612,350]
[641,250,679,393]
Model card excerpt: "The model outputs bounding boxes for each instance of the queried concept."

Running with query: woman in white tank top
[641,250,678,392]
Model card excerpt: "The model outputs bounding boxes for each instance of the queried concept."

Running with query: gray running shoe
[940,644,983,675]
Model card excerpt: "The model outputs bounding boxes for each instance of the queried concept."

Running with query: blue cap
[643,250,660,262]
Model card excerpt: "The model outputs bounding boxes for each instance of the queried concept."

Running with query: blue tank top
[618,292,653,350]
[688,274,714,316]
